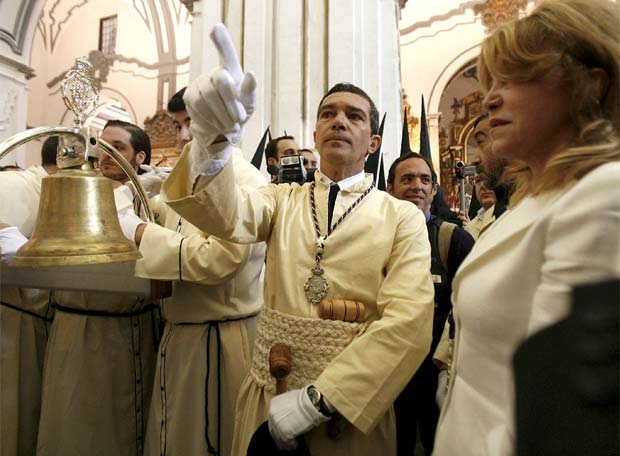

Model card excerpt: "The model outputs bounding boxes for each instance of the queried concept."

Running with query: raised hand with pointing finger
[183,23,256,177]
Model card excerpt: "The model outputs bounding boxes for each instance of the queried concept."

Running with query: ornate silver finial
[61,57,100,128]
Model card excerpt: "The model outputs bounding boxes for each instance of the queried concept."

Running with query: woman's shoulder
[580,161,620,183]
[543,161,620,223]
[565,161,619,203]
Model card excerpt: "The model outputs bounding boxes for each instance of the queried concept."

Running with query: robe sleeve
[433,319,451,369]
[134,223,252,286]
[167,159,278,244]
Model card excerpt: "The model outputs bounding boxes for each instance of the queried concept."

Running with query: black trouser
[394,355,440,456]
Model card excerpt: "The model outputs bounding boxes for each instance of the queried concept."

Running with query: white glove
[118,210,145,243]
[268,385,329,450]
[183,23,256,175]
[138,164,171,197]
[0,226,28,263]
[436,369,449,408]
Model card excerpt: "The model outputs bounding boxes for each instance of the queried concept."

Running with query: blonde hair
[478,0,620,204]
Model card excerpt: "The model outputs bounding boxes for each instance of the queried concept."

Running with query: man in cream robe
[164,24,434,455]
[134,146,266,456]
[0,165,55,456]
[36,123,161,456]
[464,203,496,240]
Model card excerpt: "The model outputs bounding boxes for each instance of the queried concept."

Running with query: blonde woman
[433,0,620,454]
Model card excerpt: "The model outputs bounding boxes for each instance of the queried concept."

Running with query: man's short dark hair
[168,87,187,113]
[41,136,58,166]
[317,83,380,135]
[103,120,151,171]
[387,152,437,185]
[265,135,295,161]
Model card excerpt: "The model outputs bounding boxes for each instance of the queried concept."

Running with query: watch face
[308,386,320,405]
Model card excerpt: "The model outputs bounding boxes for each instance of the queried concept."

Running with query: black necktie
[327,183,339,233]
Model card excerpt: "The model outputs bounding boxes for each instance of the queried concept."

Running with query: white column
[190,0,403,166]
[0,57,32,167]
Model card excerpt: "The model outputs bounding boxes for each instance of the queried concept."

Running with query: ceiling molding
[400,1,484,36]
[0,0,40,55]
[0,53,36,78]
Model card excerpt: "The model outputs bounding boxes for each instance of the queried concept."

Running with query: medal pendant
[304,265,329,305]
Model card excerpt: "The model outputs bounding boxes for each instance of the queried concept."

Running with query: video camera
[454,160,477,179]
[270,155,316,184]
[455,160,478,212]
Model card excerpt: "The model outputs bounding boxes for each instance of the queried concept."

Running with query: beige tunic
[434,163,620,455]
[0,166,54,456]
[135,149,266,456]
[464,204,496,240]
[167,161,435,456]
[36,184,160,456]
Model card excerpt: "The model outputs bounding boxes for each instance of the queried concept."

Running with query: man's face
[313,91,380,174]
[387,157,437,214]
[276,139,299,160]
[474,174,497,210]
[171,110,192,147]
[473,118,490,149]
[100,126,144,183]
[300,150,318,170]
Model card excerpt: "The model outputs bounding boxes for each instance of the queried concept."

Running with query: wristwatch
[307,385,332,417]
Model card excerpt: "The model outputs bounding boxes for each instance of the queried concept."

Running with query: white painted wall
[0,0,45,167]
[399,1,486,175]
[23,0,191,167]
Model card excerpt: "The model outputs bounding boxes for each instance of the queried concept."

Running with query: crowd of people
[0,0,618,455]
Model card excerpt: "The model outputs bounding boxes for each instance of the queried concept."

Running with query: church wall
[399,2,487,178]
[399,0,538,198]
[0,0,44,167]
[187,0,403,171]
[23,0,191,167]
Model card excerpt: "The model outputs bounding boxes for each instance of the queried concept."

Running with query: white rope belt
[250,307,369,394]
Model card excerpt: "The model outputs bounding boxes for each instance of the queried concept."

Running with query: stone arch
[427,44,480,114]
[0,0,47,64]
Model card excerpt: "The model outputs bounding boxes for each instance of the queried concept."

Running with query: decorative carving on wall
[0,0,40,55]
[402,91,420,152]
[46,50,189,90]
[36,0,91,52]
[400,1,481,36]
[439,90,484,195]
[132,0,152,32]
[179,0,194,14]
[473,0,527,31]
[143,109,181,167]
[0,88,19,133]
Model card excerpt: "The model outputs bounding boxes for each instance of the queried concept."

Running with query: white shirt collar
[319,170,366,191]
[37,165,49,176]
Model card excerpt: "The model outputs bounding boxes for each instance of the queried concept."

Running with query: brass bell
[3,57,151,268]
[10,169,141,267]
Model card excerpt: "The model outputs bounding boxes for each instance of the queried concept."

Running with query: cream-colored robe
[167,160,434,456]
[464,204,496,240]
[36,183,160,456]
[135,149,266,456]
[0,166,54,456]
[434,162,620,455]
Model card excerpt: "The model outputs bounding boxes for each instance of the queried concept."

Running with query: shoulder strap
[438,222,456,271]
